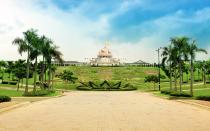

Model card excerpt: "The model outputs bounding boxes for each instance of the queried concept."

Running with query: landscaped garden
[0,29,209,103]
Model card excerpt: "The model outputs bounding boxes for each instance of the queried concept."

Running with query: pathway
[0,91,210,131]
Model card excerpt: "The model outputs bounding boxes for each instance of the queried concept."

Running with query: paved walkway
[0,91,210,131]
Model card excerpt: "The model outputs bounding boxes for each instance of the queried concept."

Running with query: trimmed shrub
[0,96,11,102]
[161,90,191,97]
[2,81,9,84]
[24,90,55,97]
[160,90,171,94]
[170,92,191,97]
[9,81,17,85]
[196,96,210,101]
[76,80,136,91]
[1,81,17,85]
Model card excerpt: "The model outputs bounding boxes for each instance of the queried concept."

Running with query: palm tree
[161,44,173,91]
[187,40,207,96]
[0,60,6,81]
[39,36,53,85]
[29,37,42,92]
[170,37,189,93]
[13,29,39,94]
[45,44,63,88]
[51,65,57,89]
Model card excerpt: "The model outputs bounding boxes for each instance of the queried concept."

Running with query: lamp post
[156,47,162,91]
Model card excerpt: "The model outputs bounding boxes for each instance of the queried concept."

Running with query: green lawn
[1,65,210,99]
[0,88,24,97]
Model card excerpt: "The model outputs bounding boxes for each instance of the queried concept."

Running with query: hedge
[0,96,11,102]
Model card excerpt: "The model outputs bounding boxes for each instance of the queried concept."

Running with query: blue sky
[0,0,209,62]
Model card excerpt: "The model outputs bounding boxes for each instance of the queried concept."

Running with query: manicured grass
[0,88,24,97]
[56,66,167,90]
[183,88,210,97]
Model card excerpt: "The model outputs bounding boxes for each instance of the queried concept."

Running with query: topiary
[0,96,11,102]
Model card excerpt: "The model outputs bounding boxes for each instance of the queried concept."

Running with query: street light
[156,47,162,91]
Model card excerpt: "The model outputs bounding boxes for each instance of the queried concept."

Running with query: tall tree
[13,29,39,94]
[29,37,42,92]
[187,40,207,96]
[161,44,174,91]
[170,37,189,92]
[45,44,63,88]
[0,60,6,81]
[14,60,26,91]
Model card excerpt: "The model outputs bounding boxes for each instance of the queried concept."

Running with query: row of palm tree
[12,29,63,95]
[162,36,207,96]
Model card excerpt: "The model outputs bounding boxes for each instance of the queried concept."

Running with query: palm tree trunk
[33,57,38,92]
[44,60,47,83]
[204,68,206,87]
[190,59,193,96]
[179,62,182,93]
[169,61,172,91]
[17,78,20,91]
[48,62,51,89]
[174,68,177,91]
[40,56,45,87]
[25,50,30,94]
[21,79,23,88]
[52,71,55,89]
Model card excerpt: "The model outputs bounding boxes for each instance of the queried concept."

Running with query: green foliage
[144,75,159,83]
[24,90,55,97]
[77,80,136,91]
[1,81,17,85]
[59,70,78,83]
[13,60,27,80]
[0,96,11,102]
[161,89,191,97]
[196,96,210,101]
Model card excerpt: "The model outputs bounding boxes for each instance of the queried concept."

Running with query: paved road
[0,91,210,131]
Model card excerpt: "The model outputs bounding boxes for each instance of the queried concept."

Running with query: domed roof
[98,44,112,58]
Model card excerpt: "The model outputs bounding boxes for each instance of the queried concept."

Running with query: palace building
[89,42,121,66]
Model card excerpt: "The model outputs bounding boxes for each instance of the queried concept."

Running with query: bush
[196,96,210,101]
[2,81,9,84]
[170,92,191,97]
[1,81,17,85]
[76,80,136,91]
[24,90,55,97]
[161,90,191,97]
[9,81,17,85]
[160,90,171,94]
[0,96,11,102]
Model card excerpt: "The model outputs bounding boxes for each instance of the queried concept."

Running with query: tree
[161,44,174,91]
[29,37,42,92]
[13,29,39,94]
[186,40,207,96]
[13,60,26,91]
[45,44,63,88]
[144,75,159,90]
[5,61,15,81]
[170,37,189,92]
[60,70,78,84]
[51,65,57,89]
[0,60,6,81]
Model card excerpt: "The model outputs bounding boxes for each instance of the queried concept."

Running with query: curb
[176,100,210,111]
[0,102,30,114]
[152,92,210,111]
